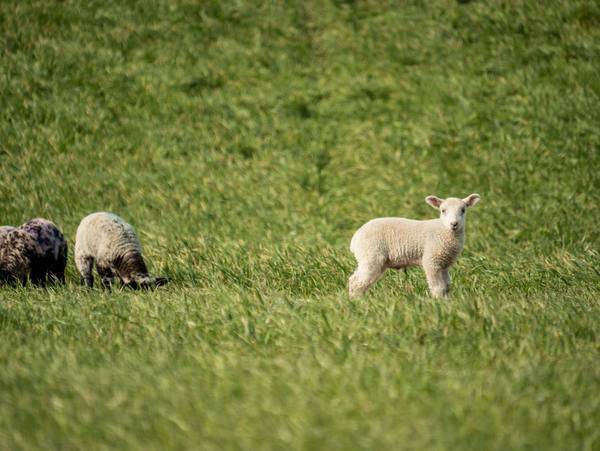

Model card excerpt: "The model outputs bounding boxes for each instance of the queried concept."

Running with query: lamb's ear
[425,195,444,209]
[463,193,481,208]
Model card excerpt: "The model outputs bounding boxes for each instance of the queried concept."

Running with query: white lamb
[75,212,168,289]
[349,193,481,298]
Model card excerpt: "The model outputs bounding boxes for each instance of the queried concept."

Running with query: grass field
[1,0,599,449]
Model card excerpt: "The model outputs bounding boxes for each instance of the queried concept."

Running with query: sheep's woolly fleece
[75,212,167,289]
[0,219,68,285]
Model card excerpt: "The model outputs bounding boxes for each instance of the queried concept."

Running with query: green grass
[1,0,599,449]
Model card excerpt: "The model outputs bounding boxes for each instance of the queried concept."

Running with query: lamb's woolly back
[351,217,454,267]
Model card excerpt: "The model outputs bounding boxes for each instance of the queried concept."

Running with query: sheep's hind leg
[349,260,385,298]
[29,268,47,287]
[48,258,67,285]
[424,266,450,298]
[48,269,65,285]
[76,255,94,288]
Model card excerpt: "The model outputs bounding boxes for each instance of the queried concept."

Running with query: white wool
[349,194,480,298]
[75,212,165,288]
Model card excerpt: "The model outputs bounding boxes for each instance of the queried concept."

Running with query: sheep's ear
[425,195,444,209]
[463,193,481,207]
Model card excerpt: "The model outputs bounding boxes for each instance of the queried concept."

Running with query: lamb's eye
[461,208,466,214]
[442,209,446,214]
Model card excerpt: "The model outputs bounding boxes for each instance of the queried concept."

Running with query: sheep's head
[124,275,169,290]
[425,193,480,232]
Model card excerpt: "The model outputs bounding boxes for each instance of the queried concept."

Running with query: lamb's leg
[424,266,450,298]
[442,270,451,294]
[76,255,94,288]
[349,260,385,298]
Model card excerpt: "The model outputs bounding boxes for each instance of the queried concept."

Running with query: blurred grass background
[0,0,599,449]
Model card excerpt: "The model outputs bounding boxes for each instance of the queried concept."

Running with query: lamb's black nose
[451,221,458,229]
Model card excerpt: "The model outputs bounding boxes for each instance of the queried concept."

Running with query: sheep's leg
[47,270,65,284]
[97,266,115,290]
[48,259,66,285]
[349,260,385,298]
[442,270,451,293]
[54,254,67,284]
[101,275,114,290]
[76,255,94,288]
[424,266,450,298]
[29,269,46,287]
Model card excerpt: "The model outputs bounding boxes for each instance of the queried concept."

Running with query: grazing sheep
[75,212,168,289]
[0,219,68,285]
[349,194,481,298]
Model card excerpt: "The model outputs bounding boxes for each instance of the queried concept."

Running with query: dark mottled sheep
[0,219,68,286]
[75,212,168,289]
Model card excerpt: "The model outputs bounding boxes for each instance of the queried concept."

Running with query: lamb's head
[425,193,480,232]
